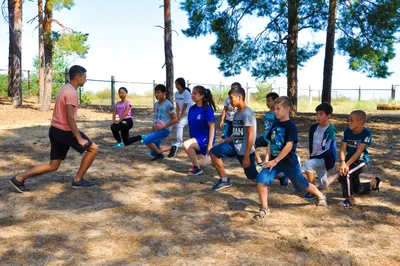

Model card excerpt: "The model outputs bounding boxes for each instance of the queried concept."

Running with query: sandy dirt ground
[0,97,399,265]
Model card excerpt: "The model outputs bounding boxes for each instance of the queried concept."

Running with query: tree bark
[322,0,337,104]
[42,0,53,112]
[287,0,298,114]
[164,0,174,102]
[8,0,23,106]
[38,0,45,105]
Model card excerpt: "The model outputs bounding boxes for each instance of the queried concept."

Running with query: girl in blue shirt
[183,86,216,175]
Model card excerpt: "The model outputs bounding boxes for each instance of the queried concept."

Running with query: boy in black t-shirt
[254,96,327,220]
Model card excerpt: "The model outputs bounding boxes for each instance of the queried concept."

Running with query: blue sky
[0,0,399,100]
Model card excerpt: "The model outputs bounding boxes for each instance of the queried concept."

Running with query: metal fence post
[111,76,115,107]
[358,85,361,101]
[391,84,395,101]
[27,70,31,95]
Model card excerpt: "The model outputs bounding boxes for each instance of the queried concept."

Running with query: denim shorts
[257,163,309,191]
[143,129,170,155]
[210,141,258,180]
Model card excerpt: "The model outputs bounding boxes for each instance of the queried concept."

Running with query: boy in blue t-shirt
[254,96,327,220]
[142,84,177,161]
[337,110,380,207]
[210,86,258,190]
[254,92,279,168]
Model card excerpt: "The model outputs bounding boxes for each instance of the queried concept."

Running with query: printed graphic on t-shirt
[232,120,244,144]
[270,127,286,157]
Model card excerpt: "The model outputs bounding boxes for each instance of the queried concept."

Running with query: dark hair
[315,102,333,115]
[154,84,167,93]
[193,85,216,111]
[69,65,86,80]
[350,110,367,123]
[231,82,241,89]
[274,96,293,109]
[175,77,191,93]
[229,86,246,101]
[118,87,128,93]
[266,92,279,100]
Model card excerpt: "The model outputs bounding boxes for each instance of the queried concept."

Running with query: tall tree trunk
[164,0,174,102]
[42,0,53,112]
[8,0,22,106]
[38,0,45,105]
[322,0,337,104]
[287,0,299,114]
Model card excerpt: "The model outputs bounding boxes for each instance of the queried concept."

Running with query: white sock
[222,177,228,182]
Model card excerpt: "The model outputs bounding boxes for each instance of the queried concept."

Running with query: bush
[250,83,273,102]
[95,89,111,100]
[81,93,92,104]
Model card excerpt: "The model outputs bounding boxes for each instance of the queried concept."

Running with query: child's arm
[242,126,255,168]
[154,112,178,131]
[112,107,117,124]
[207,122,215,154]
[264,143,271,163]
[220,106,228,129]
[262,141,294,171]
[341,143,367,175]
[339,142,348,175]
[118,104,131,122]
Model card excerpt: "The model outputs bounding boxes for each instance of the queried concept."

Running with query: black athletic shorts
[49,126,93,160]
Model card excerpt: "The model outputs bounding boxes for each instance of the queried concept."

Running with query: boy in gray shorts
[302,102,337,199]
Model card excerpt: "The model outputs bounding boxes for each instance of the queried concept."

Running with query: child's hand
[262,159,277,171]
[154,124,164,131]
[220,121,225,129]
[242,155,250,168]
[339,161,349,176]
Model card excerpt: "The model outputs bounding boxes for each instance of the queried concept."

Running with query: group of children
[9,65,381,221]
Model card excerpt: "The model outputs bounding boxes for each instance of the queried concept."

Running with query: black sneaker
[189,166,203,175]
[168,145,178,158]
[71,179,95,188]
[151,153,165,161]
[9,176,30,193]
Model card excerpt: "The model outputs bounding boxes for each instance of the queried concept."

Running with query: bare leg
[327,174,338,186]
[306,183,323,198]
[305,171,315,183]
[159,146,171,153]
[198,154,211,167]
[257,183,269,209]
[183,138,201,167]
[146,143,161,154]
[210,152,226,178]
[16,160,62,182]
[74,143,99,182]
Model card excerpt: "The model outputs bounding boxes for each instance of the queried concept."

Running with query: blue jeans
[210,142,258,180]
[143,129,170,156]
[257,163,309,191]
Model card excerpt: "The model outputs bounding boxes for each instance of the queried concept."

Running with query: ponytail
[204,89,216,111]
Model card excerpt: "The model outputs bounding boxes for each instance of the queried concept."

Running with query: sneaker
[304,192,316,200]
[317,195,328,206]
[140,135,147,144]
[212,178,232,190]
[151,153,165,161]
[189,166,203,175]
[278,174,288,187]
[71,179,95,188]
[9,176,30,193]
[168,145,178,158]
[113,142,125,148]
